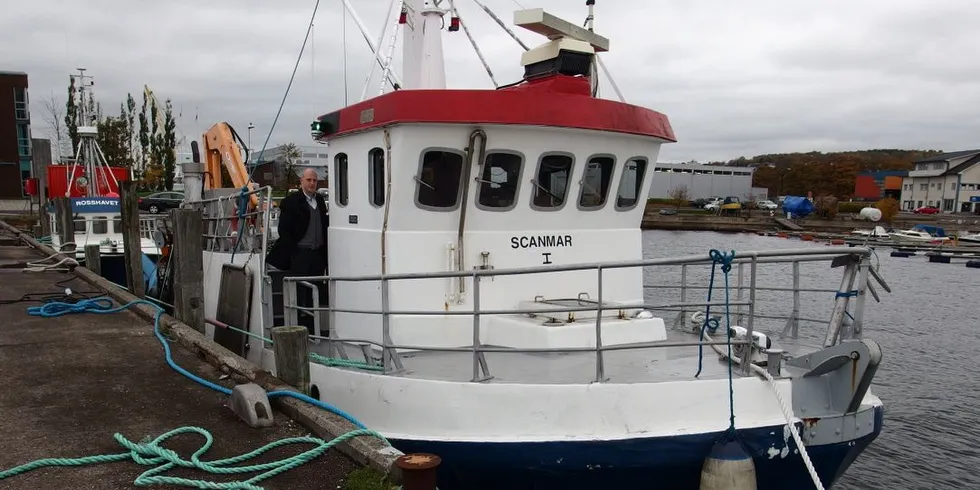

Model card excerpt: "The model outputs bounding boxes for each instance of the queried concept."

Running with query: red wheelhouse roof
[313,75,676,142]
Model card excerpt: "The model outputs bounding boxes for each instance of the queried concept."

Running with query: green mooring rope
[218,323,384,372]
[0,426,384,489]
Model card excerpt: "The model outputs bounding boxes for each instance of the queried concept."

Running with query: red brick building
[0,71,31,198]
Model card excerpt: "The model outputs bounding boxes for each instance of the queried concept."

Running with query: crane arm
[202,122,259,208]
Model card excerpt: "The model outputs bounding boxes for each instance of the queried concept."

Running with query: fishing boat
[185,2,888,488]
[44,69,161,288]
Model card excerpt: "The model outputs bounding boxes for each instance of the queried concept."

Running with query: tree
[162,99,177,190]
[138,92,150,188]
[279,142,303,189]
[65,77,79,157]
[874,197,899,223]
[96,115,130,166]
[40,92,68,161]
[667,184,690,210]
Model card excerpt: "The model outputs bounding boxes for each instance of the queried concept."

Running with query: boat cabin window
[73,217,86,233]
[113,217,122,233]
[92,216,108,234]
[416,149,464,210]
[615,157,648,210]
[334,153,348,207]
[477,152,523,210]
[531,153,573,209]
[578,155,615,209]
[368,148,385,207]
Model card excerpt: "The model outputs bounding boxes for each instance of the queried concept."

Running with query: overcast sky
[4,0,978,163]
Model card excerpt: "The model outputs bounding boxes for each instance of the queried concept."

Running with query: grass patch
[343,467,397,490]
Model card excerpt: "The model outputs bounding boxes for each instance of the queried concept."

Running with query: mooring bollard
[395,453,441,490]
[271,326,310,394]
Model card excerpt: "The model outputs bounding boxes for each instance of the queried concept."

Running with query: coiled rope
[0,426,381,489]
[695,249,825,490]
[2,295,391,487]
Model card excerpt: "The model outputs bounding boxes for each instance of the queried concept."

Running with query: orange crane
[201,122,260,209]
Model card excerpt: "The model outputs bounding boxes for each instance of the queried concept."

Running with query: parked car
[139,191,185,214]
[913,206,941,215]
[755,200,778,210]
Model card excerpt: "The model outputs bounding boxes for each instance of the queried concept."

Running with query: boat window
[368,148,385,207]
[113,217,123,233]
[334,153,348,206]
[92,216,108,234]
[73,217,86,233]
[416,149,464,210]
[531,153,573,210]
[615,157,648,210]
[477,152,523,209]
[578,155,616,209]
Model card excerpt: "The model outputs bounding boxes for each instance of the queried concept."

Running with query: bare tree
[40,92,69,161]
[667,184,691,209]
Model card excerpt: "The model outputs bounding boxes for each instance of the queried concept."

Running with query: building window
[531,153,573,209]
[416,149,464,209]
[615,157,648,210]
[14,87,28,120]
[368,148,386,207]
[951,182,957,190]
[920,184,928,191]
[334,153,348,206]
[477,152,522,209]
[943,199,955,211]
[579,155,615,209]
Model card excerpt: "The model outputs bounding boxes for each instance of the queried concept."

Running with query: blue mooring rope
[695,249,738,434]
[230,186,250,264]
[26,297,374,433]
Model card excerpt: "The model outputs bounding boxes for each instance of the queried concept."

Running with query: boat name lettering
[75,199,118,206]
[510,235,573,249]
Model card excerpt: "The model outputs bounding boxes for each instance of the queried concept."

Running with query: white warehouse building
[648,162,765,200]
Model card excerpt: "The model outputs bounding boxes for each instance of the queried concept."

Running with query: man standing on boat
[266,167,328,334]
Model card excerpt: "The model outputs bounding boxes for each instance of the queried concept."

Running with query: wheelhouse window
[73,217,86,233]
[578,155,615,209]
[615,157,648,210]
[368,148,385,207]
[334,153,348,206]
[92,216,108,234]
[113,217,123,233]
[416,149,464,209]
[531,154,573,209]
[477,152,522,209]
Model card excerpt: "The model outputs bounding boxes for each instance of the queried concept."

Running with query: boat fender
[966,260,980,269]
[700,439,757,490]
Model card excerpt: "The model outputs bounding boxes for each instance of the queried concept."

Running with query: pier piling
[119,181,144,298]
[84,244,101,276]
[172,208,205,333]
[271,326,311,395]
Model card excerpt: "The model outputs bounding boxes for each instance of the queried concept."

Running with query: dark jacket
[266,190,329,271]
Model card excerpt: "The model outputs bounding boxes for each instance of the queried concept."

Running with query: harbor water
[642,230,980,490]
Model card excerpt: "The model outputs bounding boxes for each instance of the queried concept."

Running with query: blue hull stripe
[390,406,883,490]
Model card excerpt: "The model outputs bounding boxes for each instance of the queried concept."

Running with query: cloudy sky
[4,0,978,163]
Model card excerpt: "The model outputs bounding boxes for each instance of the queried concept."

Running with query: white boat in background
[851,225,889,237]
[179,2,890,489]
[889,224,951,243]
[957,232,980,244]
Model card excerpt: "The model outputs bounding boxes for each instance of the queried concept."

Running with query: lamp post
[247,122,255,155]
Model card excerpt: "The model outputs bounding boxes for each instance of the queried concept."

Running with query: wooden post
[271,326,310,394]
[119,181,145,298]
[172,207,205,333]
[54,197,75,253]
[84,244,101,276]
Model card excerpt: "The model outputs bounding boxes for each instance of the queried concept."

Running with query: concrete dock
[0,239,358,488]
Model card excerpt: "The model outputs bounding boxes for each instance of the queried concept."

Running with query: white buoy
[700,439,757,490]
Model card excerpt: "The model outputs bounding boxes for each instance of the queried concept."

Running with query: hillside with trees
[713,149,944,199]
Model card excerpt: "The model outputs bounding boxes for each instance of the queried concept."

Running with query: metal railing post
[791,260,801,338]
[594,265,606,383]
[327,277,341,358]
[674,264,687,330]
[470,273,491,382]
[824,258,859,347]
[742,256,758,375]
[849,257,871,340]
[381,277,391,374]
[736,262,744,326]
[283,279,298,327]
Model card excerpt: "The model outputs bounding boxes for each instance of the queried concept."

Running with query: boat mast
[400,0,447,89]
[68,68,117,197]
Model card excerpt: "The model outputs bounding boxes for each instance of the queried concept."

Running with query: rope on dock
[0,426,383,489]
[1,295,392,487]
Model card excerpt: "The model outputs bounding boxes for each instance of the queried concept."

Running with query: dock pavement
[0,235,359,489]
